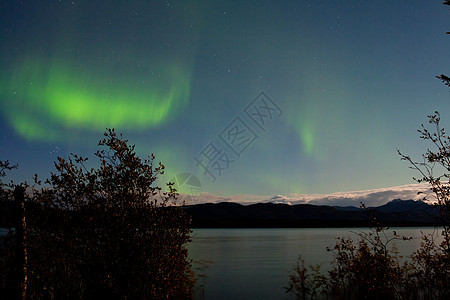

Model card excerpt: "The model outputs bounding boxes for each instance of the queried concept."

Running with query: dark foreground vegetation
[0,130,193,299]
[286,223,450,299]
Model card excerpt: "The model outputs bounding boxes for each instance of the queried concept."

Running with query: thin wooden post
[14,186,27,300]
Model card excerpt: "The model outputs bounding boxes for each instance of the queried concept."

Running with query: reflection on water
[187,228,442,300]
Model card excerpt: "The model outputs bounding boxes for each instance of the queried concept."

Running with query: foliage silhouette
[286,213,450,299]
[1,129,194,299]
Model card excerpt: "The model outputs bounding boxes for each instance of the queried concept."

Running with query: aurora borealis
[1,1,449,204]
[4,58,191,138]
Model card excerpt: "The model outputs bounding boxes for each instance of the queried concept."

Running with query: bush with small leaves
[1,130,194,299]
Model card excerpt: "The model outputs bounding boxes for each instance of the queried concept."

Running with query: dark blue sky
[1,1,449,204]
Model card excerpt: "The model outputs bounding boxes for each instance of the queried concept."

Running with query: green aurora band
[1,58,192,141]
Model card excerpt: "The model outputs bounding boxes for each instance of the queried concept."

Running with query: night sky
[1,1,449,205]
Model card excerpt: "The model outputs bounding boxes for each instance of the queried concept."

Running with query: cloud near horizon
[183,183,433,207]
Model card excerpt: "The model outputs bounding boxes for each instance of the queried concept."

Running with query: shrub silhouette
[1,129,194,299]
[287,222,450,299]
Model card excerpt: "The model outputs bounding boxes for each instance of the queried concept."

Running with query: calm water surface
[187,227,442,300]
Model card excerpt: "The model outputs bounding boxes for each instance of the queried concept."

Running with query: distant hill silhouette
[184,199,440,228]
[373,199,432,213]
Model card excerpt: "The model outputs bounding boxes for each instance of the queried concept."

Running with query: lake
[187,227,442,300]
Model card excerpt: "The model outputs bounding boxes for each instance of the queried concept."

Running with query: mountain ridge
[183,199,440,228]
